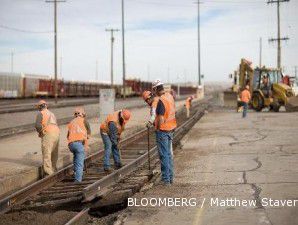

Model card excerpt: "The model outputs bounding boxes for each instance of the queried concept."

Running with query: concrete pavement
[122,109,298,225]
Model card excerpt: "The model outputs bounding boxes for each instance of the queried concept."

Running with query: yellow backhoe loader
[224,58,298,112]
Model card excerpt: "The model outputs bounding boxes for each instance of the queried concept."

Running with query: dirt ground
[0,210,78,225]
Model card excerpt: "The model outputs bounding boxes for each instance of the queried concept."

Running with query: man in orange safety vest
[35,100,60,176]
[152,79,177,185]
[67,107,91,182]
[100,109,131,172]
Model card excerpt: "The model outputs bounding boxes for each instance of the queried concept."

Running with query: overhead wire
[0,24,53,34]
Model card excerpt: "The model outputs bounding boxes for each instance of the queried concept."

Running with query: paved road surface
[122,109,298,225]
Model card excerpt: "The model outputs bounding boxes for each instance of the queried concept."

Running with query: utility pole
[167,67,170,83]
[147,65,150,81]
[106,28,119,87]
[267,0,290,70]
[11,51,14,73]
[259,37,262,68]
[177,75,180,97]
[195,1,202,86]
[95,60,98,81]
[46,0,65,104]
[60,56,62,79]
[121,0,126,98]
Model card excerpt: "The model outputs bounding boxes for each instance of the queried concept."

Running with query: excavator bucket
[285,96,298,112]
[223,90,238,107]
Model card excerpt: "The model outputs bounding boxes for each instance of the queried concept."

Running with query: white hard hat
[152,79,163,89]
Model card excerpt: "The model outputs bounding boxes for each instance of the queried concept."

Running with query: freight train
[0,72,198,98]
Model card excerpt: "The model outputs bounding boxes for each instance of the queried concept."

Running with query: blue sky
[0,0,297,83]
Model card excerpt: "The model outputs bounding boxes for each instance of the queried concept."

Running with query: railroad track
[0,99,143,139]
[0,99,209,225]
[0,98,99,114]
[0,96,191,139]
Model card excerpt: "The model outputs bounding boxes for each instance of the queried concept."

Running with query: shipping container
[0,72,23,98]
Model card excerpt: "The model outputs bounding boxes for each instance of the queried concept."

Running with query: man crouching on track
[142,90,159,127]
[100,109,131,172]
[67,107,91,182]
[152,80,177,185]
[35,100,60,177]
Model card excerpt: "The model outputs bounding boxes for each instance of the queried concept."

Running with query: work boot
[115,163,123,170]
[104,168,112,173]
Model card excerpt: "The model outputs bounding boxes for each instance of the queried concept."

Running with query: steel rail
[0,123,148,214]
[0,95,192,139]
[64,105,207,225]
[64,207,90,225]
[82,106,206,202]
[0,98,208,215]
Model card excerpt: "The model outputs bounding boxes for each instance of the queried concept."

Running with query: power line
[126,0,264,7]
[0,24,52,34]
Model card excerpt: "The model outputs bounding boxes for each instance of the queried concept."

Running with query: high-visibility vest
[156,92,177,131]
[185,97,191,109]
[41,109,59,134]
[100,111,124,136]
[67,117,87,144]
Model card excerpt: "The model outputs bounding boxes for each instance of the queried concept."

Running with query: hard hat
[74,107,85,116]
[142,91,152,101]
[121,109,131,121]
[152,79,163,89]
[36,100,47,107]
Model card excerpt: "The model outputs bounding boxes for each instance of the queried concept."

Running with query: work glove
[146,121,153,129]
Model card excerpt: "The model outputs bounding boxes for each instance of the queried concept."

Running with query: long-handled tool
[147,126,151,171]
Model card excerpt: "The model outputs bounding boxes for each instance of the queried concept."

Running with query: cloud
[0,0,297,83]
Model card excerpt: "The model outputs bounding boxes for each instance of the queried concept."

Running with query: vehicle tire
[252,93,263,112]
[271,102,280,112]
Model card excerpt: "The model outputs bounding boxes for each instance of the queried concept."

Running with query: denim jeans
[242,102,248,118]
[101,133,122,169]
[156,130,174,184]
[69,141,85,182]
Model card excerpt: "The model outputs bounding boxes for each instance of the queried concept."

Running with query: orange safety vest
[240,89,251,103]
[41,109,59,134]
[185,97,191,109]
[67,117,87,144]
[100,111,124,136]
[156,92,177,131]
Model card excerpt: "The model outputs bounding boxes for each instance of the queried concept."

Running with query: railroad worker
[185,95,194,118]
[67,107,91,182]
[152,80,177,185]
[239,85,251,118]
[100,109,131,172]
[261,75,271,98]
[142,90,159,128]
[35,100,60,176]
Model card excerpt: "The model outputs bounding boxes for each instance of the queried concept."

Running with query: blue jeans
[69,141,85,182]
[101,133,122,169]
[156,130,174,184]
[243,102,248,118]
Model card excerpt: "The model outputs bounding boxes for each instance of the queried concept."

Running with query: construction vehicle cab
[250,68,284,111]
[237,58,295,112]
